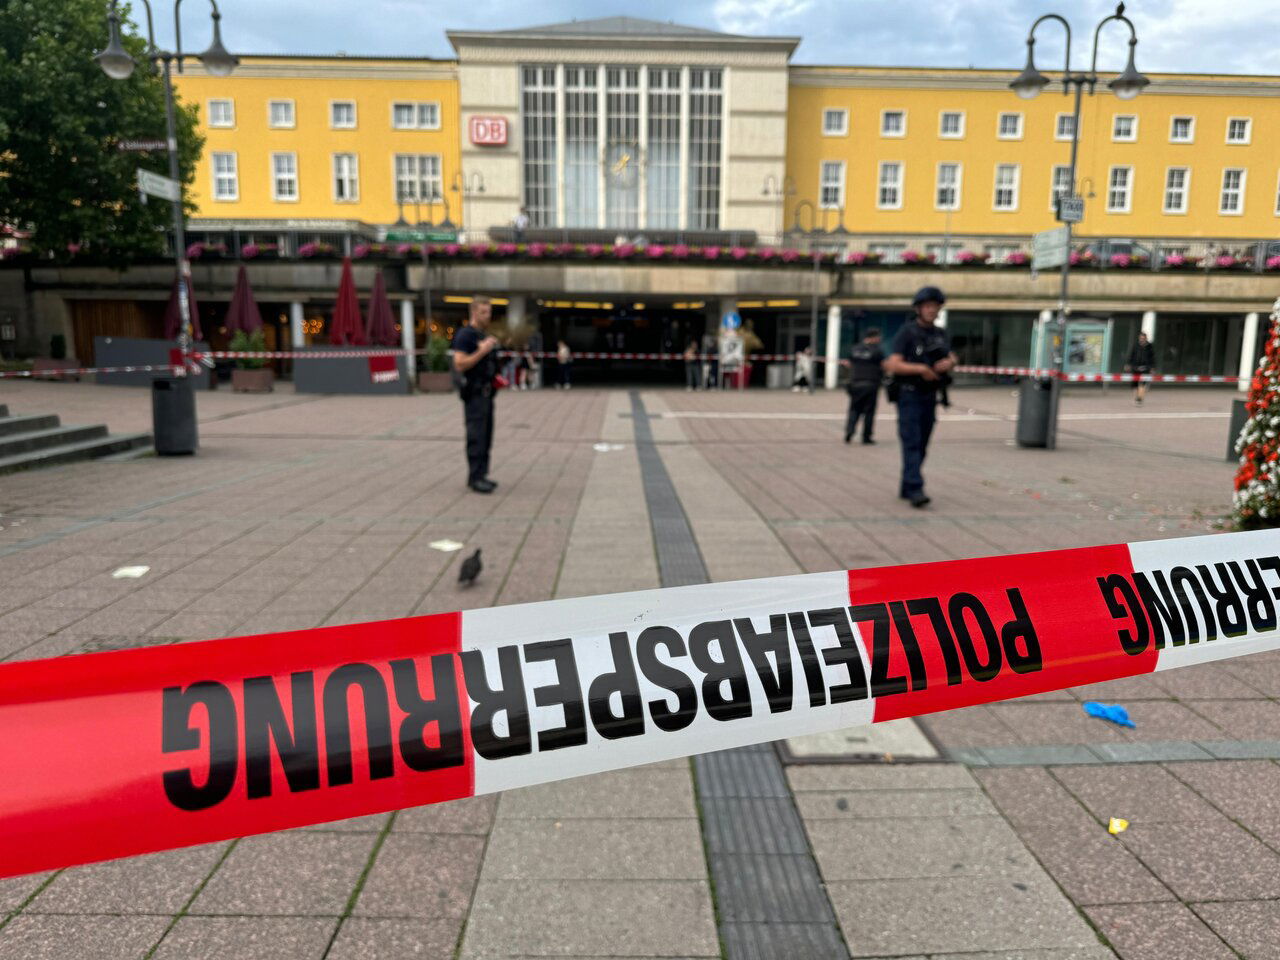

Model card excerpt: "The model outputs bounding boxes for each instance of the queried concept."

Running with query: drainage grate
[628,391,849,960]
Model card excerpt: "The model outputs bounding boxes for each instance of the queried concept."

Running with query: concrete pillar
[718,298,738,329]
[1239,312,1261,392]
[935,307,948,329]
[824,304,842,389]
[505,295,527,338]
[290,301,304,349]
[1141,310,1157,340]
[1034,309,1053,367]
[400,299,416,383]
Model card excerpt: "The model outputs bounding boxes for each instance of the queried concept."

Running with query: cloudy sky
[147,0,1278,75]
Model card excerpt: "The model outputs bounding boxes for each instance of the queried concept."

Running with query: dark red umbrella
[163,274,203,341]
[225,264,263,335]
[364,271,398,347]
[329,257,366,346]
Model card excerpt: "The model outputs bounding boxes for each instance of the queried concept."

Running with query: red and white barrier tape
[1,529,1278,878]
[0,363,185,380]
[956,365,1238,384]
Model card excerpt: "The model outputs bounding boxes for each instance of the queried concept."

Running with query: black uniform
[845,342,885,443]
[1126,340,1155,373]
[891,322,952,500]
[451,325,497,485]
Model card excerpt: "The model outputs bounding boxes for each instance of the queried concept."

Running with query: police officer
[842,328,885,444]
[886,287,956,508]
[450,296,500,493]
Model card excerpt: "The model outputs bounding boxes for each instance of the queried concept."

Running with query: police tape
[957,365,1239,384]
[0,363,186,380]
[3,529,1280,878]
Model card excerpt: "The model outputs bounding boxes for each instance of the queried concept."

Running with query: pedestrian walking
[556,339,573,389]
[450,296,501,494]
[885,286,956,508]
[792,346,814,391]
[527,328,544,390]
[684,340,700,390]
[1125,332,1155,404]
[841,328,885,444]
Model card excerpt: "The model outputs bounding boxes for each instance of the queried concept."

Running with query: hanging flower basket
[1162,253,1200,269]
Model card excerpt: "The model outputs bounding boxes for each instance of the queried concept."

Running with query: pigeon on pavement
[458,548,482,586]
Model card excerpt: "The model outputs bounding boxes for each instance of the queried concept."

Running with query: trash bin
[152,377,198,455]
[1015,377,1054,448]
[1227,397,1249,462]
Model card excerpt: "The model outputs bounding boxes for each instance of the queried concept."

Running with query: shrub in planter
[1266,256,1280,272]
[418,335,454,392]
[229,329,274,392]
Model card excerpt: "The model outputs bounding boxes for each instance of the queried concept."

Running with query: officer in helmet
[885,286,957,508]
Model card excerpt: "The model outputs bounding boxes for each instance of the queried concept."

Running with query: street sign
[117,139,168,152]
[721,311,742,331]
[136,168,180,203]
[386,228,458,244]
[1056,195,1084,224]
[719,333,744,369]
[1033,225,1070,271]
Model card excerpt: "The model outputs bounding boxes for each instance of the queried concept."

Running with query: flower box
[417,370,454,393]
[231,368,274,393]
[297,242,337,259]
[187,242,227,260]
[1266,256,1280,272]
[1162,254,1200,269]
[240,243,279,260]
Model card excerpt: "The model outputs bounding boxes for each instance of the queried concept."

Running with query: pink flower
[846,251,869,265]
[646,244,666,259]
[703,246,721,260]
[528,242,548,258]
[395,243,414,256]
[468,243,489,258]
[1164,253,1186,267]
[1109,252,1132,268]
[1266,255,1280,271]
[442,243,460,256]
[555,242,575,256]
[1005,251,1030,266]
[730,246,749,260]
[671,244,691,259]
[352,243,372,259]
[614,243,636,258]
[1216,254,1238,268]
[496,243,518,256]
[757,247,777,260]
[185,242,204,259]
[584,243,604,257]
[780,248,799,263]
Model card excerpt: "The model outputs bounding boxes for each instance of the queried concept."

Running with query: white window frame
[876,161,904,210]
[934,162,961,211]
[211,151,238,201]
[822,108,849,137]
[271,152,298,202]
[1220,167,1246,215]
[1227,117,1252,144]
[1050,165,1072,212]
[819,160,846,210]
[330,100,358,130]
[1163,166,1189,215]
[869,242,906,264]
[1112,114,1138,142]
[938,110,965,139]
[267,99,295,129]
[1054,113,1075,141]
[393,153,443,204]
[1169,116,1195,143]
[880,109,906,138]
[1275,169,1280,216]
[391,101,442,130]
[997,112,1023,140]
[207,98,234,129]
[993,163,1020,211]
[1106,165,1133,213]
[332,153,359,202]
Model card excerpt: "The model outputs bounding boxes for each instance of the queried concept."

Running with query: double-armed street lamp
[1010,2,1147,448]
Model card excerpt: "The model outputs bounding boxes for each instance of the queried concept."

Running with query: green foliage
[49,333,66,360]
[426,335,450,373]
[229,328,267,369]
[0,0,204,263]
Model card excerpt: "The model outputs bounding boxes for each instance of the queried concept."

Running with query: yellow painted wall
[173,57,460,224]
[787,68,1280,240]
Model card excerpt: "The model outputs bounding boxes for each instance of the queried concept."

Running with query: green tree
[0,0,203,262]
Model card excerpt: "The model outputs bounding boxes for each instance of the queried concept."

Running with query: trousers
[896,389,937,498]
[463,390,494,484]
[845,383,879,441]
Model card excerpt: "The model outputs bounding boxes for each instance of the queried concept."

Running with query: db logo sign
[469,116,508,146]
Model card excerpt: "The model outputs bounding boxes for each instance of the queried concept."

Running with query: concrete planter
[232,368,275,393]
[292,345,412,395]
[417,371,454,393]
[93,336,212,389]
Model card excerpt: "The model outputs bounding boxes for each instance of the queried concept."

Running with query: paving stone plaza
[1,380,1277,959]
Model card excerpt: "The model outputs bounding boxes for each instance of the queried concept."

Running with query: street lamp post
[95,0,237,382]
[1010,2,1147,448]
[451,171,486,241]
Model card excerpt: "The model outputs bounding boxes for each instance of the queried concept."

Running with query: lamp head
[1108,39,1149,100]
[1010,39,1049,100]
[199,11,238,77]
[94,8,136,80]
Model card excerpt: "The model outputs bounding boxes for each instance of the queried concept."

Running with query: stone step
[0,404,8,418]
[0,413,61,437]
[0,424,107,459]
[0,432,152,476]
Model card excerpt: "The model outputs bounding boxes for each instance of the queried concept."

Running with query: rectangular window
[997,112,1023,139]
[1227,117,1251,143]
[268,100,295,129]
[1275,170,1280,216]
[939,111,964,138]
[332,153,359,202]
[207,99,234,128]
[1112,115,1137,141]
[877,161,903,209]
[271,152,297,201]
[391,102,441,130]
[984,243,1021,263]
[646,67,681,230]
[330,100,357,129]
[1221,168,1246,214]
[1107,165,1132,212]
[819,161,845,209]
[1055,113,1075,141]
[935,162,961,210]
[605,66,641,230]
[393,154,441,204]
[869,242,906,264]
[1163,167,1189,214]
[1170,116,1194,143]
[993,163,1019,210]
[688,67,724,230]
[520,65,558,227]
[822,108,848,136]
[925,242,961,264]
[880,109,905,137]
[1050,165,1072,210]
[211,151,238,200]
[565,65,600,228]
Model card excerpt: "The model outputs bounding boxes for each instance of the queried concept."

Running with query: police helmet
[912,285,946,307]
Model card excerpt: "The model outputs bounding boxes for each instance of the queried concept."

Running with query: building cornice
[178,59,457,81]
